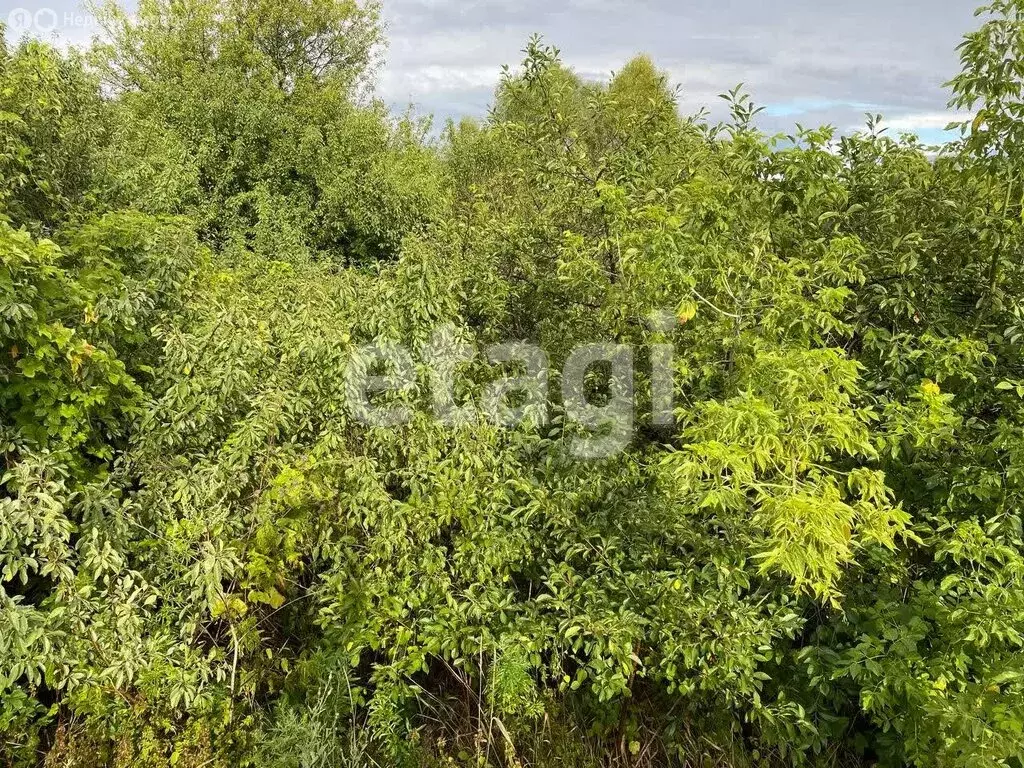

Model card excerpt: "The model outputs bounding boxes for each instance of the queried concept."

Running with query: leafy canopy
[2,2,1024,768]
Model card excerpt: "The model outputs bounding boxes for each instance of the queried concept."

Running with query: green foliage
[0,39,105,230]
[3,2,1024,767]
[89,0,443,263]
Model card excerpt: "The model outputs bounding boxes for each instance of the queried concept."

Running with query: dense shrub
[2,2,1024,767]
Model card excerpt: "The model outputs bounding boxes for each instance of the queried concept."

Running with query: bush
[2,2,1024,767]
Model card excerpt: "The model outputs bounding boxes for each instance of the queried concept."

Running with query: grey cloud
[378,0,980,136]
[1,0,982,139]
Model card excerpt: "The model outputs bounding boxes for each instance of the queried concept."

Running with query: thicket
[2,1,1024,766]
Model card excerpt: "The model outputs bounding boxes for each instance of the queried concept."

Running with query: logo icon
[33,8,58,33]
[7,7,33,33]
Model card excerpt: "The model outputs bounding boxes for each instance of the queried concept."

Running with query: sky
[3,0,981,143]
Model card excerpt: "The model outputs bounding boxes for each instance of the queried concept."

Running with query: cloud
[376,0,981,132]
[856,110,973,145]
[877,111,972,132]
[3,0,982,138]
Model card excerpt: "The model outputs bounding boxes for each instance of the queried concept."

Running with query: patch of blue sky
[762,99,879,118]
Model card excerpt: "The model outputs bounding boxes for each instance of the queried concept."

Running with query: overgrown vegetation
[3,1,1024,766]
